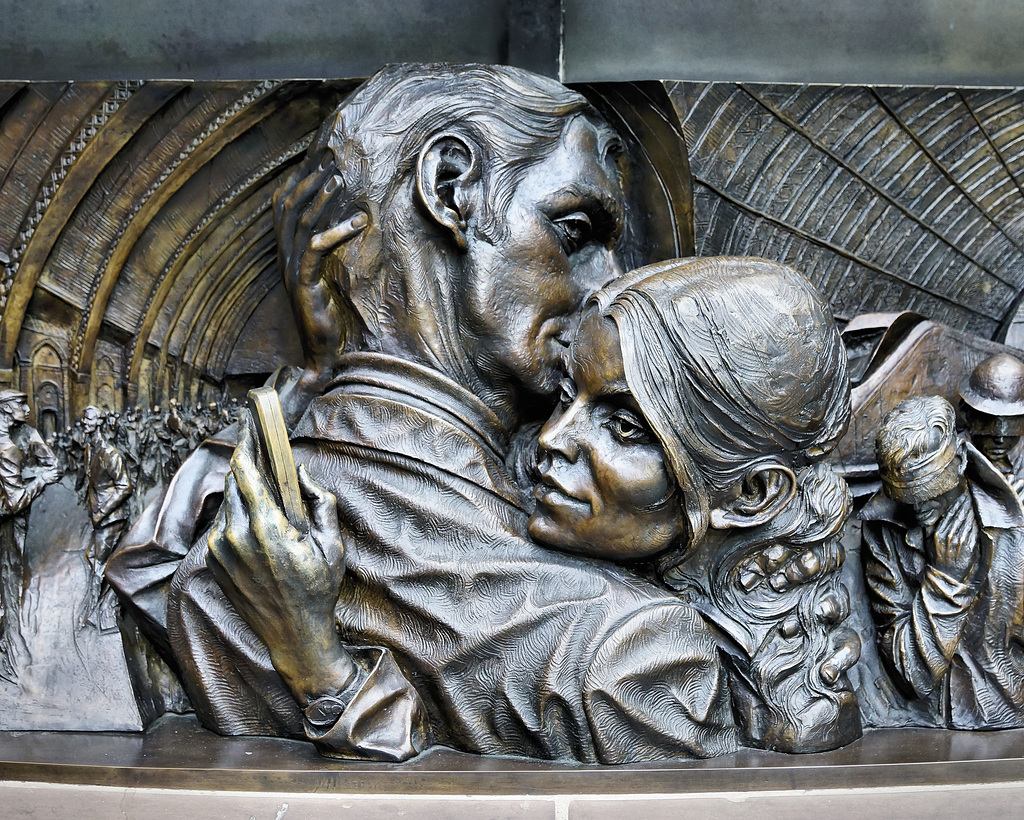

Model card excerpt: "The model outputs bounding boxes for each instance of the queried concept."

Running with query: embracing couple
[107,64,859,764]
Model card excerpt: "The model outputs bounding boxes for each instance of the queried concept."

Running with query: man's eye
[557,378,578,407]
[553,212,592,254]
[608,411,654,445]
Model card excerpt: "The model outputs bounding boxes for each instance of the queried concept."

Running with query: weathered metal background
[3,0,1024,85]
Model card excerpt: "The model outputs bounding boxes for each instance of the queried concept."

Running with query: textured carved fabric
[84,440,132,527]
[862,447,1024,729]
[117,353,738,763]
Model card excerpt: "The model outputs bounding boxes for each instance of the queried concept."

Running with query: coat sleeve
[862,520,979,699]
[105,437,233,657]
[167,539,430,762]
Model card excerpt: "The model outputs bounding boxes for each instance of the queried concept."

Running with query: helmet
[959,353,1024,417]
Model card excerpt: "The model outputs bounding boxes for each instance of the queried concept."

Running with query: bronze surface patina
[2,65,1024,775]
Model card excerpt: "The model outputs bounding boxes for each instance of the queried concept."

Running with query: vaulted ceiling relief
[4,80,1024,431]
[672,83,1024,341]
[0,80,357,426]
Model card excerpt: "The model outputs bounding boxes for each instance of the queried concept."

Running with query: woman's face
[527,311,686,561]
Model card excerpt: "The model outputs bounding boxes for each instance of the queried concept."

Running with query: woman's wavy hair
[589,256,855,749]
[589,255,851,568]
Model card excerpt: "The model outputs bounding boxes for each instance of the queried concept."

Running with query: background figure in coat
[80,406,133,632]
[0,390,59,680]
[862,395,1024,728]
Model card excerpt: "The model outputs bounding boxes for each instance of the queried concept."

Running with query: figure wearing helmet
[959,353,1024,493]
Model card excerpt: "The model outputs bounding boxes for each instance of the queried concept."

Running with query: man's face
[967,411,1024,462]
[1,398,29,424]
[911,484,962,530]
[460,116,625,397]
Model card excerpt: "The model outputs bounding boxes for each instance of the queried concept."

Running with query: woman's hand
[206,413,357,704]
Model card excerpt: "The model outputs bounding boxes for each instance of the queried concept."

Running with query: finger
[277,165,329,258]
[297,463,337,525]
[298,463,343,566]
[207,484,241,576]
[229,412,260,480]
[738,565,762,591]
[820,632,861,685]
[279,165,335,286]
[762,544,791,574]
[230,417,286,535]
[309,211,368,252]
[814,589,849,625]
[299,173,348,235]
[779,614,801,639]
[783,550,821,587]
[272,165,307,227]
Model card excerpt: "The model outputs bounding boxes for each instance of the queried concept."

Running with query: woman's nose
[538,406,582,463]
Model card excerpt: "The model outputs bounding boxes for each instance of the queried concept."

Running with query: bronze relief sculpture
[1,62,1024,769]
[104,65,860,762]
[863,395,1024,728]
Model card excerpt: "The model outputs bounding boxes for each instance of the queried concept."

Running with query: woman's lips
[535,473,590,511]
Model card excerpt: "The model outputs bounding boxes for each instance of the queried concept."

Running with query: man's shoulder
[860,490,906,528]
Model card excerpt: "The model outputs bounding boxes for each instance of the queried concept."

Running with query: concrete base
[2,715,1024,818]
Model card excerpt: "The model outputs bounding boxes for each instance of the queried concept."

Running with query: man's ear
[709,463,797,530]
[416,133,479,251]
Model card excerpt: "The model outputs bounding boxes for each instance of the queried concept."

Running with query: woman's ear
[416,133,479,251]
[709,463,797,530]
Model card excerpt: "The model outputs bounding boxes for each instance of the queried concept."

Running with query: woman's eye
[608,411,654,444]
[553,212,592,254]
[557,378,577,407]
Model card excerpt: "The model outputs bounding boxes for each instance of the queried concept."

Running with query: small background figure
[79,406,133,632]
[959,353,1024,494]
[0,389,60,680]
[861,395,1024,729]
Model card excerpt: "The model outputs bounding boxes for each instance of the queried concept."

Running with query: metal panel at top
[0,0,508,81]
[563,0,1024,85]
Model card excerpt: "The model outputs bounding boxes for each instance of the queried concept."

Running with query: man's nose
[575,246,623,295]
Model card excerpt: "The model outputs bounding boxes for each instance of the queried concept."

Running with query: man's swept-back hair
[876,396,956,472]
[313,62,603,242]
[281,63,616,365]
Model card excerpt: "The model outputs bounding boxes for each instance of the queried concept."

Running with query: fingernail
[350,211,367,228]
[780,615,801,638]
[770,572,789,592]
[800,551,820,575]
[739,570,759,591]
[324,175,340,194]
[821,663,838,685]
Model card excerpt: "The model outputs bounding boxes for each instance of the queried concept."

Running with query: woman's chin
[527,508,575,552]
